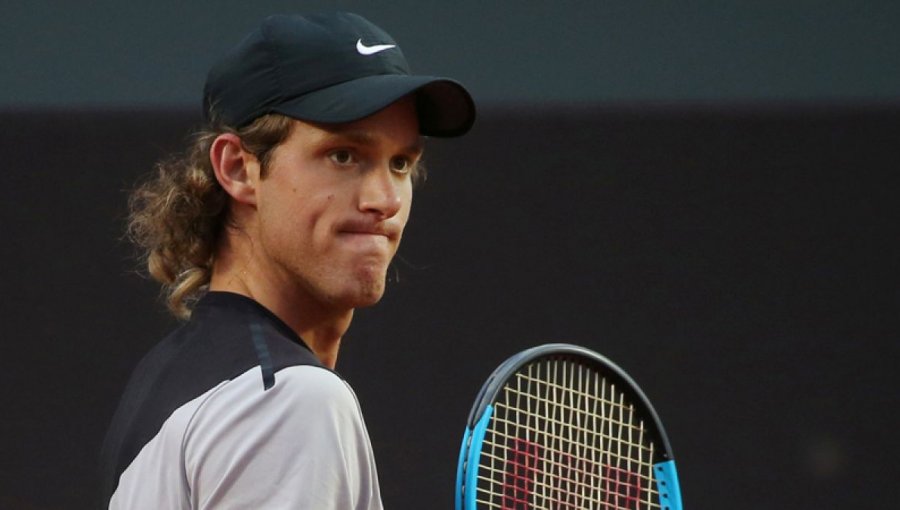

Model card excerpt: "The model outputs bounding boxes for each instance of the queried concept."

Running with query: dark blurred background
[2,2,898,509]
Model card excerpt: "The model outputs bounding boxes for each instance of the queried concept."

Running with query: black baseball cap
[203,12,475,137]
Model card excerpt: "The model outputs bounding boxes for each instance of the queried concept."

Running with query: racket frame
[455,343,682,510]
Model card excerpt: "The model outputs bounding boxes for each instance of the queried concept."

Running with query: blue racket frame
[454,343,683,510]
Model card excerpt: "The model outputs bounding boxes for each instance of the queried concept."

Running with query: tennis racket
[455,343,682,510]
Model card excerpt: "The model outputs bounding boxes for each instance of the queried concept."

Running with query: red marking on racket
[502,439,540,509]
[552,450,600,508]
[602,465,643,509]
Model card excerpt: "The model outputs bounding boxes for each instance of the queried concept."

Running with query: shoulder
[184,365,364,457]
[194,364,356,420]
[182,366,382,508]
[270,364,359,409]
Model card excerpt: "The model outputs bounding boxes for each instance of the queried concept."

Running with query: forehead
[292,97,423,150]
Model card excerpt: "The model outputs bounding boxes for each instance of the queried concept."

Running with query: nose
[357,165,403,219]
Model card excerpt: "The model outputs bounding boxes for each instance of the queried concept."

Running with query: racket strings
[481,422,658,487]
[477,357,661,510]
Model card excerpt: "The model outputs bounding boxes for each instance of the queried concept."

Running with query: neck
[209,230,353,370]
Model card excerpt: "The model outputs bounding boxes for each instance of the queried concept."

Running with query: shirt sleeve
[182,365,384,510]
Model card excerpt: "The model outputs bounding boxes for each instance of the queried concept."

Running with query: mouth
[336,220,400,242]
[338,231,391,246]
[335,231,396,258]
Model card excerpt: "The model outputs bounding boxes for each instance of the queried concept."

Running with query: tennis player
[99,12,474,509]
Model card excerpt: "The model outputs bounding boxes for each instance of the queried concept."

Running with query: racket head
[455,343,682,510]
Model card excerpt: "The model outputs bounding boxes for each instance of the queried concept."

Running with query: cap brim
[272,74,475,137]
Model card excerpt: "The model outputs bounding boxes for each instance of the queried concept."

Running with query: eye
[390,156,413,175]
[329,150,355,166]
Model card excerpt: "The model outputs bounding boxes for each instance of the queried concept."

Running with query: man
[100,12,474,509]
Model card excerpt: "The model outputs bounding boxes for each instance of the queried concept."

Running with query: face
[249,99,422,312]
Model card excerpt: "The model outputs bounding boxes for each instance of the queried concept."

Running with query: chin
[350,263,390,305]
[330,274,387,310]
[353,280,387,308]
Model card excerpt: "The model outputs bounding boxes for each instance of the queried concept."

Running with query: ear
[210,133,258,206]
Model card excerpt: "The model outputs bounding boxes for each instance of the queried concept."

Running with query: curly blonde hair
[127,114,295,318]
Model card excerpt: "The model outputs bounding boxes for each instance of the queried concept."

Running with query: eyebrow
[325,128,425,157]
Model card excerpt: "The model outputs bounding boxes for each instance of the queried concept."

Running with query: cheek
[258,188,316,242]
[399,187,413,228]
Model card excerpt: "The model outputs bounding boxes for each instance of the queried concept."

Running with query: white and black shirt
[100,292,383,509]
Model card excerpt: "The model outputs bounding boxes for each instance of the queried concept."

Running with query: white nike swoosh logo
[356,39,396,55]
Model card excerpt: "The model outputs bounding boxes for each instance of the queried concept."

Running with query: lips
[335,220,401,256]
[336,219,400,241]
